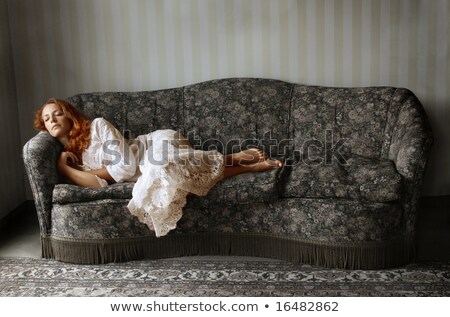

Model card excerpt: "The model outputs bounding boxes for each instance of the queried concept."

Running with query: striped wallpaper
[6,0,450,196]
[0,0,25,217]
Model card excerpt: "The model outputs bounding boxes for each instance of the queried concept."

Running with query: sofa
[23,78,433,269]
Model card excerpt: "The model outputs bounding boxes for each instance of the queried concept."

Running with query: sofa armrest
[389,92,433,182]
[389,91,433,232]
[23,132,64,235]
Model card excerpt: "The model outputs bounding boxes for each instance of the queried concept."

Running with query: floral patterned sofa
[23,78,433,269]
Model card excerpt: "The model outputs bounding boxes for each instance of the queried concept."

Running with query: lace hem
[127,180,187,237]
[127,143,225,237]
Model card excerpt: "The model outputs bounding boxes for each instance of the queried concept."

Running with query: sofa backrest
[67,89,184,139]
[66,78,413,160]
[290,85,409,161]
[183,78,292,156]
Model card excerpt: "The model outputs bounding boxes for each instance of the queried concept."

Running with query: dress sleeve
[94,175,109,188]
[93,118,137,182]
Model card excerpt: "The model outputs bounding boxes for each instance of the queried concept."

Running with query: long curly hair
[34,98,91,160]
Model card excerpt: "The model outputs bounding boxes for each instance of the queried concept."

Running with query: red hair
[34,98,91,160]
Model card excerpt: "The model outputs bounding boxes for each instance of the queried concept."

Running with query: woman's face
[41,103,72,143]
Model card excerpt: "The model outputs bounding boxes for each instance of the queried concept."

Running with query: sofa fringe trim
[41,233,414,269]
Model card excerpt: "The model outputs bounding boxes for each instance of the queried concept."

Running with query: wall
[0,0,25,219]
[7,0,450,196]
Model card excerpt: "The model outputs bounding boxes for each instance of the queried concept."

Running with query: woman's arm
[84,168,116,184]
[57,151,115,188]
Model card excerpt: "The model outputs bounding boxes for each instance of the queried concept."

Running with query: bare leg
[224,148,268,166]
[223,159,283,179]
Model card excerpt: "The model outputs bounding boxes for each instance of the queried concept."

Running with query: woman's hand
[57,151,80,169]
[56,151,107,188]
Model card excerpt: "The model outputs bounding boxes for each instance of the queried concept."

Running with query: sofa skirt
[41,232,414,270]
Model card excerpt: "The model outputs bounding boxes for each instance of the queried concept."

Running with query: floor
[0,197,449,262]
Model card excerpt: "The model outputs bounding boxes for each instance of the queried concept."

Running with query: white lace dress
[81,118,225,237]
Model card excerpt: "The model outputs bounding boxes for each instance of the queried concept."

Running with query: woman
[35,98,282,236]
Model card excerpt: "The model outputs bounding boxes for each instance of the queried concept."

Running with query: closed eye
[43,111,63,122]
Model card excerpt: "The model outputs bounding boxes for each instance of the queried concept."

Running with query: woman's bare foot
[249,159,283,172]
[222,158,283,179]
[225,148,268,166]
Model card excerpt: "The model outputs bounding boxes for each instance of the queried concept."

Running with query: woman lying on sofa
[34,98,282,237]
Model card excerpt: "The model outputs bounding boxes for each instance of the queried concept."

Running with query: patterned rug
[0,257,449,296]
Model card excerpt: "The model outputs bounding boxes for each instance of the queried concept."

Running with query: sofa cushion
[283,162,351,199]
[53,167,281,206]
[187,167,281,208]
[53,182,134,204]
[283,156,402,202]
